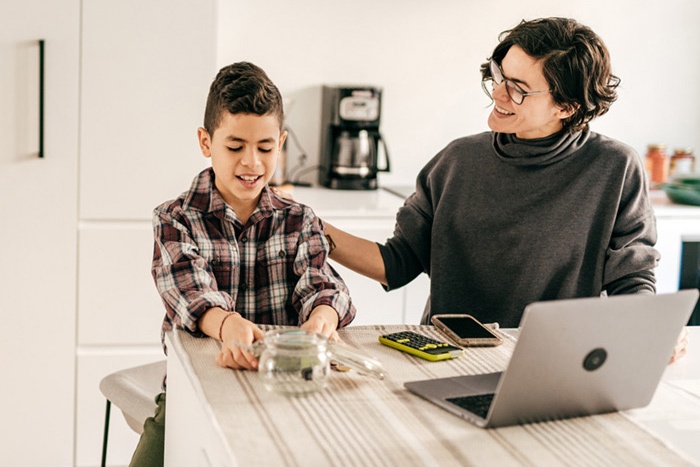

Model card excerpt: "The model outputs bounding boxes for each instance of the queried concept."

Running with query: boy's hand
[301,305,340,340]
[217,313,265,371]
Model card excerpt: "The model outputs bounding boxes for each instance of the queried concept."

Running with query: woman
[325,17,661,329]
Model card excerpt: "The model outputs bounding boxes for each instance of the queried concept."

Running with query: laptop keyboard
[446,393,495,419]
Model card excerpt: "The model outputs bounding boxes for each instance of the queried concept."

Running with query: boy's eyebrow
[224,135,276,144]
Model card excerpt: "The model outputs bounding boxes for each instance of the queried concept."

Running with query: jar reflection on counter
[645,144,668,186]
[670,148,696,177]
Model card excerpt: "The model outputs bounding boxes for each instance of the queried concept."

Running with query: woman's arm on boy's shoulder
[269,186,387,285]
[324,223,387,286]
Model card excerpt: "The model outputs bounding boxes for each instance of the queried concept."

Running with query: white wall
[217,0,700,185]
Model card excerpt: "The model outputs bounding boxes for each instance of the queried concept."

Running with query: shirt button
[278,250,286,258]
[240,283,248,291]
[241,236,248,243]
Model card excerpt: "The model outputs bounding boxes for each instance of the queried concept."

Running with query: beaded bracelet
[218,312,238,342]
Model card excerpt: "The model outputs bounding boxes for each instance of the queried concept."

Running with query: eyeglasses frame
[483,59,552,105]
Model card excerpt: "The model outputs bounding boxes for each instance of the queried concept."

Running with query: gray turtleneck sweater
[379,130,659,327]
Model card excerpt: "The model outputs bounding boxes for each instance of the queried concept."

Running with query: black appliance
[319,85,390,190]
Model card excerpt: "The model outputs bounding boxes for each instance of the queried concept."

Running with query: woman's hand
[669,327,689,364]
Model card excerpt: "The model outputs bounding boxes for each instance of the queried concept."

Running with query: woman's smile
[493,105,514,116]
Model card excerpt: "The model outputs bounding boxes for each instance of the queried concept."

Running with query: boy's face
[198,113,286,215]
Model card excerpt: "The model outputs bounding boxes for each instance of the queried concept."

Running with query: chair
[99,360,167,467]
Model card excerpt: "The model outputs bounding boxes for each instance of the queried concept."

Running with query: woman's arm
[325,223,388,286]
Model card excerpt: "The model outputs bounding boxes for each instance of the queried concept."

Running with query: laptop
[404,289,699,428]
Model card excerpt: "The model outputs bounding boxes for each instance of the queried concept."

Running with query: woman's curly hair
[481,18,620,133]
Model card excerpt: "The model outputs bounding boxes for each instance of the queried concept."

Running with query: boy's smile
[198,113,287,222]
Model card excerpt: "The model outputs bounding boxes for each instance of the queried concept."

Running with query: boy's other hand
[217,314,265,371]
[302,305,340,340]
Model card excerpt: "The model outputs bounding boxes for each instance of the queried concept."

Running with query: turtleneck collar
[492,130,590,167]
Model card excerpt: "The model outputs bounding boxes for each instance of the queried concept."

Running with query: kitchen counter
[650,189,700,219]
[291,184,700,220]
[291,185,405,218]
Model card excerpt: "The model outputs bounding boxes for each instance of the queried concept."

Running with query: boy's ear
[278,130,288,152]
[197,127,212,158]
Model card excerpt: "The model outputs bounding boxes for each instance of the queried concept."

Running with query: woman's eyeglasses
[482,59,552,105]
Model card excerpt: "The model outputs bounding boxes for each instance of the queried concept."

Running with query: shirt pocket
[257,236,295,279]
[204,240,236,289]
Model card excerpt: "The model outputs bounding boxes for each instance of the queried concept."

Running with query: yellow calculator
[379,331,463,361]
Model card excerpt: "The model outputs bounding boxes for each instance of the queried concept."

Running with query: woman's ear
[558,102,580,120]
[197,127,212,158]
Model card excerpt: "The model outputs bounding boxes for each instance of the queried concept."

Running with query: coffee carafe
[319,86,390,190]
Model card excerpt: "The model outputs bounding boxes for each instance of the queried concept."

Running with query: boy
[131,62,356,466]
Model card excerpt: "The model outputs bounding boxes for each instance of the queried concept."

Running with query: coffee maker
[319,85,390,190]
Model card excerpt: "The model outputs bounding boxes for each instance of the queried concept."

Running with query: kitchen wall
[217,0,700,185]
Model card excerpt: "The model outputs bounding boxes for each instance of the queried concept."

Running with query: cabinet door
[0,1,79,465]
[78,223,164,346]
[80,0,216,220]
[75,351,164,466]
[655,218,700,294]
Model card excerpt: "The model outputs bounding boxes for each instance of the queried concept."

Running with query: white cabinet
[651,191,700,294]
[75,1,217,465]
[79,0,214,221]
[0,2,80,466]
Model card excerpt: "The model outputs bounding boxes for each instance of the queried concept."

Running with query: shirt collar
[182,168,290,225]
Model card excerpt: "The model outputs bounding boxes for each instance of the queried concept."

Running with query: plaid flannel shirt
[152,168,355,346]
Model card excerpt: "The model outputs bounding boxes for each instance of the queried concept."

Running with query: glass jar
[645,144,669,186]
[670,148,696,177]
[234,328,386,396]
[258,329,331,395]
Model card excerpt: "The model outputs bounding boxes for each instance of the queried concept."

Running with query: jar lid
[648,143,667,149]
[673,147,694,156]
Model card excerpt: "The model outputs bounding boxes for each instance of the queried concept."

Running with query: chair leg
[101,399,111,467]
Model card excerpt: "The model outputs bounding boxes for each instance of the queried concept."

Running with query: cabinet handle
[38,39,45,158]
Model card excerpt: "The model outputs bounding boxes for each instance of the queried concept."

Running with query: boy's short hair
[203,61,284,135]
[480,17,620,133]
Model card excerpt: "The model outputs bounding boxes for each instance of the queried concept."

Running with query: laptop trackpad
[405,372,502,399]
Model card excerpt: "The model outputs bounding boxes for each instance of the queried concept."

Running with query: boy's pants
[129,392,166,467]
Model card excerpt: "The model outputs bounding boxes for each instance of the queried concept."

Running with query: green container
[659,177,700,206]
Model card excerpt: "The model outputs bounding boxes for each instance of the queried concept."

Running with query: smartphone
[431,314,503,347]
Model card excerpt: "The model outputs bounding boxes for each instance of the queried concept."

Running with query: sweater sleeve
[602,151,660,295]
[379,163,436,291]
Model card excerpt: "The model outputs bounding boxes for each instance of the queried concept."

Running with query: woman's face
[487,45,573,139]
